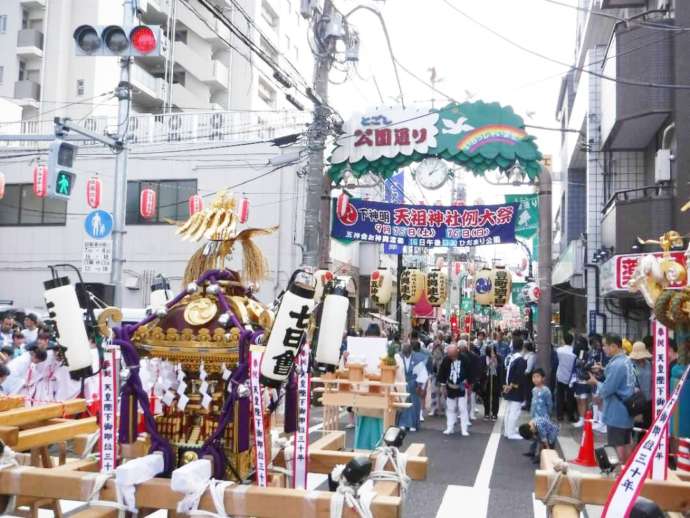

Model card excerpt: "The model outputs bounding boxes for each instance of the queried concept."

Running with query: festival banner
[292,345,311,489]
[250,349,268,487]
[99,347,120,473]
[652,321,668,480]
[332,198,519,249]
[602,364,690,517]
[505,193,539,239]
[384,171,405,254]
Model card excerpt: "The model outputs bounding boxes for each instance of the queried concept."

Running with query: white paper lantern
[313,270,334,302]
[493,267,512,308]
[260,270,316,387]
[43,277,93,378]
[400,269,426,305]
[370,269,393,305]
[315,280,349,366]
[474,267,494,306]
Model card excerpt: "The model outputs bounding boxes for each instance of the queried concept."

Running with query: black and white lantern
[43,277,93,379]
[315,278,349,366]
[260,270,316,387]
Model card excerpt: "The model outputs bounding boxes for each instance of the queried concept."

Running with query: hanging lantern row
[426,268,448,307]
[33,164,48,198]
[188,193,203,216]
[86,176,102,209]
[370,268,393,306]
[140,188,157,219]
[238,196,249,224]
[0,172,5,200]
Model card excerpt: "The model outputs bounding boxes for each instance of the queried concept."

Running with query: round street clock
[414,158,449,190]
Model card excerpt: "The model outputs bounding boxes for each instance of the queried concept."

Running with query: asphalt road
[310,402,547,518]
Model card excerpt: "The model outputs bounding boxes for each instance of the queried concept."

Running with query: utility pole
[110,0,134,306]
[537,166,553,382]
[303,0,335,269]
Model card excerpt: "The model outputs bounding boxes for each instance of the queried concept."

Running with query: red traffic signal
[73,24,163,57]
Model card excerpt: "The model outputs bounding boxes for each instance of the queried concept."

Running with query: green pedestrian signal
[56,171,74,195]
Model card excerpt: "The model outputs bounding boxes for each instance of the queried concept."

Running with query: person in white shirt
[21,314,40,344]
[555,333,578,422]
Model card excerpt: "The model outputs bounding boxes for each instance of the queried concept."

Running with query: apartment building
[0,0,312,122]
[553,0,685,338]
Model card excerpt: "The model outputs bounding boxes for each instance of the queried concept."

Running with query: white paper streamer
[99,347,120,474]
[250,350,268,487]
[652,320,668,480]
[292,345,311,489]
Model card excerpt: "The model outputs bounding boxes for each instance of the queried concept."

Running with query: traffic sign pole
[110,0,134,306]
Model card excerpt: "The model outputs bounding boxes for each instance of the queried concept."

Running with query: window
[261,0,279,30]
[0,184,67,226]
[18,60,26,81]
[0,66,4,85]
[257,77,276,107]
[0,15,7,34]
[125,179,197,225]
[174,30,188,44]
[76,79,85,96]
[260,36,278,62]
[21,9,28,29]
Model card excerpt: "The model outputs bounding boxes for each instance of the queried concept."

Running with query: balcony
[19,0,46,8]
[130,64,166,109]
[174,41,213,83]
[204,60,229,91]
[601,24,673,150]
[171,83,207,112]
[601,185,673,254]
[138,0,173,24]
[16,29,44,59]
[14,79,41,105]
[600,0,645,7]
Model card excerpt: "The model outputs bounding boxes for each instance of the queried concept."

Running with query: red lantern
[0,172,5,200]
[86,177,102,209]
[238,196,249,224]
[33,164,47,198]
[188,193,203,216]
[336,192,349,218]
[140,188,156,219]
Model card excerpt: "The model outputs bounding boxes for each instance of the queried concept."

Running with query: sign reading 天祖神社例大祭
[331,198,519,249]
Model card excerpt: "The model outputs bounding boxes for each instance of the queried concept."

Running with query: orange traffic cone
[571,409,597,467]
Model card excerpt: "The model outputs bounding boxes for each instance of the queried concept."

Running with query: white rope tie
[176,478,235,518]
[544,461,584,516]
[80,431,100,459]
[329,464,375,518]
[84,473,129,518]
[370,446,410,497]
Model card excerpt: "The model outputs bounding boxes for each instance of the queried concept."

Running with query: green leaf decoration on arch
[327,101,543,184]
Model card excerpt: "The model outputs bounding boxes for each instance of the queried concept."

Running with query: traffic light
[47,140,77,201]
[73,24,164,57]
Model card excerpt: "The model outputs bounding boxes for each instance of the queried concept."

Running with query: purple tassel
[283,372,298,434]
[237,395,251,451]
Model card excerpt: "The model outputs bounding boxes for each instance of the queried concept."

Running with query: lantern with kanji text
[426,269,448,307]
[370,268,393,306]
[238,196,249,224]
[315,277,349,366]
[492,267,512,308]
[86,177,102,209]
[33,163,48,198]
[474,267,494,306]
[400,268,426,305]
[140,188,157,219]
[313,269,334,302]
[337,191,350,218]
[188,193,203,216]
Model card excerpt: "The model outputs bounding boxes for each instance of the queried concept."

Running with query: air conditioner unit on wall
[655,149,672,183]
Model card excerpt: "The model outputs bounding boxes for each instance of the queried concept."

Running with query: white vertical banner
[652,320,668,480]
[292,345,311,489]
[99,347,120,473]
[602,365,690,518]
[250,349,268,487]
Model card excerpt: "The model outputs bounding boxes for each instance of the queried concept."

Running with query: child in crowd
[530,368,553,419]
[522,368,558,463]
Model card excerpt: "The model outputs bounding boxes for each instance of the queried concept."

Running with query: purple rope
[283,371,298,434]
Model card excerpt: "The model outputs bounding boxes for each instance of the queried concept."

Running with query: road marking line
[436,485,490,518]
[532,492,547,518]
[473,400,507,488]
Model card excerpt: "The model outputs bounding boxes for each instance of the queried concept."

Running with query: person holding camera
[587,334,636,463]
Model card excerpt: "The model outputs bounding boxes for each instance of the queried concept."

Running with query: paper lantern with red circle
[370,268,393,306]
[238,197,249,223]
[188,194,203,216]
[33,164,48,198]
[314,269,334,301]
[140,188,157,219]
[336,192,349,218]
[0,172,5,200]
[86,177,102,209]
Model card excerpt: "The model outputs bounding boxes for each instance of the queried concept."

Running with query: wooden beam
[0,425,19,446]
[14,417,98,451]
[535,450,690,512]
[0,396,25,412]
[310,431,346,452]
[0,467,403,518]
[0,400,87,427]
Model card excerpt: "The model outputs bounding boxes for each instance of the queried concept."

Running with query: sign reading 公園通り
[332,198,519,249]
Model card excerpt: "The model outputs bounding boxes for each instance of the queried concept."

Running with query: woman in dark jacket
[481,345,504,421]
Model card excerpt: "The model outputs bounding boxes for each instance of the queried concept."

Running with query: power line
[440,0,690,90]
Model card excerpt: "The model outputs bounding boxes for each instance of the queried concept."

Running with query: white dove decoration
[442,117,475,135]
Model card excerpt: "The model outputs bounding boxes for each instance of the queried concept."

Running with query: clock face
[415,158,449,190]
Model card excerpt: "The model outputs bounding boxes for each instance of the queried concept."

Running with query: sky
[328,0,578,207]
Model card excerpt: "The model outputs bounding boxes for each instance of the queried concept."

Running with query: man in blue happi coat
[396,334,428,432]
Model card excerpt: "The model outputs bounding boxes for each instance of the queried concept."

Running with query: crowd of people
[0,312,95,403]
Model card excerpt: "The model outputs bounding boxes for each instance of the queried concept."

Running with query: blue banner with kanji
[383,171,405,254]
[332,198,519,248]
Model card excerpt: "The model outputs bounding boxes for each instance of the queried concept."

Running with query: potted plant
[380,344,397,384]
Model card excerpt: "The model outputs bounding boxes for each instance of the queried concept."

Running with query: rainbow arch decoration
[327,100,543,183]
